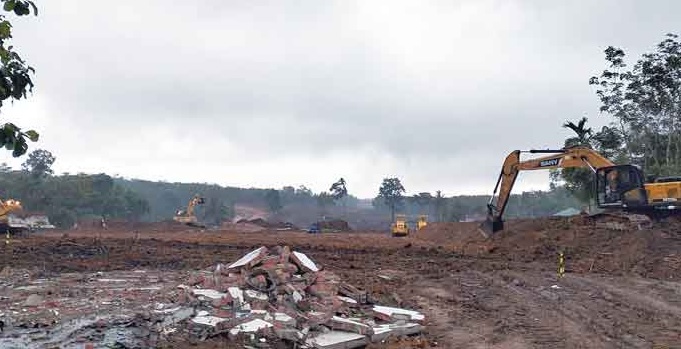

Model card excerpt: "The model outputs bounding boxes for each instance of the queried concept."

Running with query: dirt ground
[2,215,680,348]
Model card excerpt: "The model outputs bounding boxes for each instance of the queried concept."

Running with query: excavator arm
[0,199,23,217]
[481,146,615,237]
[186,196,204,216]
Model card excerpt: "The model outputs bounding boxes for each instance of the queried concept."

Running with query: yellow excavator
[174,194,206,228]
[0,198,25,233]
[481,146,681,237]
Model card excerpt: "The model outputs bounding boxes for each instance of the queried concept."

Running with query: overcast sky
[1,0,679,198]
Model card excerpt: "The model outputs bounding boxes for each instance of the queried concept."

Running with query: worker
[606,170,621,203]
[100,215,107,230]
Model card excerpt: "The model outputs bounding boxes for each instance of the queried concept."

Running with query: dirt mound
[413,221,490,254]
[316,219,352,231]
[415,216,681,280]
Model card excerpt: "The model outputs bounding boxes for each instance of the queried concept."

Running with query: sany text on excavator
[174,194,206,228]
[480,146,681,237]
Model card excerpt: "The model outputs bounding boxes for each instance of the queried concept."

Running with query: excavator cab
[595,165,649,208]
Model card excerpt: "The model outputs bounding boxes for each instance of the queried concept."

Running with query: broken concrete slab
[291,251,320,272]
[306,331,369,349]
[229,318,273,337]
[191,315,229,327]
[228,246,269,269]
[328,316,374,336]
[192,289,227,300]
[372,305,425,322]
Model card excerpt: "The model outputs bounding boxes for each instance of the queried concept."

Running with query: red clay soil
[3,216,680,348]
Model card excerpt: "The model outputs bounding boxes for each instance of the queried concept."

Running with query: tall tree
[589,33,681,176]
[0,0,40,157]
[433,190,447,222]
[377,177,405,221]
[562,117,593,146]
[21,148,55,177]
[264,189,282,214]
[315,191,334,218]
[550,118,597,206]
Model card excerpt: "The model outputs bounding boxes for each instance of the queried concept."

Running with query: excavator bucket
[478,216,503,239]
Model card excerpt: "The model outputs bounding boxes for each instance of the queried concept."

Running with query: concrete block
[228,247,269,270]
[306,331,369,349]
[291,251,320,272]
[328,316,374,336]
[372,305,425,323]
[192,289,227,300]
[191,315,229,328]
[228,318,273,337]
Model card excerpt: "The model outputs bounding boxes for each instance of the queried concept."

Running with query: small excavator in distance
[480,146,681,237]
[174,194,206,228]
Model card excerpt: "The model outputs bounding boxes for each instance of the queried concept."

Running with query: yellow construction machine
[481,146,681,237]
[0,198,24,233]
[417,215,428,230]
[174,194,206,228]
[391,214,428,236]
[391,214,410,237]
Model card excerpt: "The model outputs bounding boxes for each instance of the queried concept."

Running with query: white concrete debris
[373,305,425,321]
[306,331,369,349]
[229,318,273,336]
[228,246,268,269]
[192,289,227,300]
[292,251,320,272]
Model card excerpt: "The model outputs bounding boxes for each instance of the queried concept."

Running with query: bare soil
[1,215,680,348]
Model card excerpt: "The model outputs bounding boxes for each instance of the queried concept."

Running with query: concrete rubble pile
[180,245,425,348]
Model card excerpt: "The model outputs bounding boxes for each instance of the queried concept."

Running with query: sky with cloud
[2,0,679,197]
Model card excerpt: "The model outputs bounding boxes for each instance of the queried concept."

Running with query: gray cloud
[4,0,680,197]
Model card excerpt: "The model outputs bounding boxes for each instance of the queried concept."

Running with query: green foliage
[264,188,282,213]
[0,0,39,157]
[315,191,334,217]
[377,177,405,220]
[21,148,54,177]
[0,169,149,228]
[200,195,233,226]
[589,33,681,177]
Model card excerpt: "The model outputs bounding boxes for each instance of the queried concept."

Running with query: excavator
[481,146,681,237]
[0,198,25,233]
[173,194,206,228]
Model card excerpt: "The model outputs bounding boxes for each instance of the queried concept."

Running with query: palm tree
[562,117,593,147]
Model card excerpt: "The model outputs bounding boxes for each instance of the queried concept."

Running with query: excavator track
[574,211,653,231]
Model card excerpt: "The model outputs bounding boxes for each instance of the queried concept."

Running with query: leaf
[28,0,36,15]
[24,129,38,141]
[3,0,15,12]
[0,20,11,39]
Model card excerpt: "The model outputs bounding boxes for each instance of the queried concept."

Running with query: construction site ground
[1,215,680,348]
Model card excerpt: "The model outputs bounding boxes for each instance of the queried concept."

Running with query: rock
[24,294,43,307]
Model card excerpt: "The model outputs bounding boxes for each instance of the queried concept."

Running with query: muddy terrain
[1,215,680,348]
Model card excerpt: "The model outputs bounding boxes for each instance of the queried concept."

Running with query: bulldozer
[481,146,681,237]
[391,214,428,237]
[174,194,206,228]
[391,214,410,237]
[417,215,428,230]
